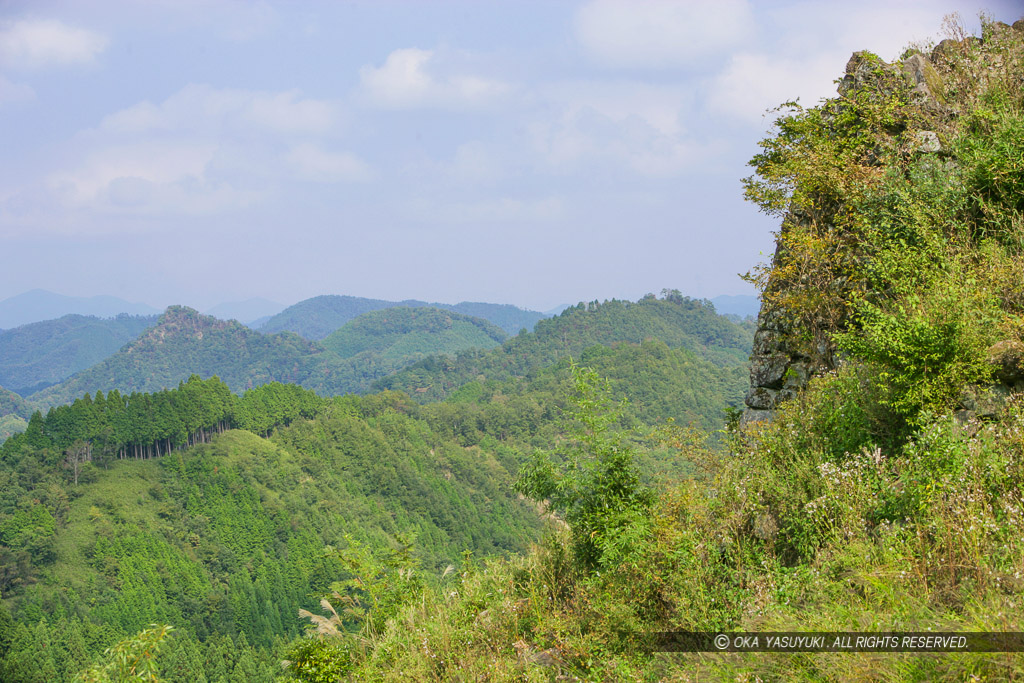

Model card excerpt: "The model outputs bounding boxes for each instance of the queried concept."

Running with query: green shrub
[515,362,653,569]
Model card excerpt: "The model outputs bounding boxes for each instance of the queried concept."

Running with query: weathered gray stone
[745,386,778,410]
[757,307,787,332]
[931,38,960,64]
[958,383,1012,418]
[752,329,785,357]
[986,340,1024,384]
[915,131,941,153]
[750,354,790,390]
[901,53,945,109]
[839,51,884,97]
[902,54,931,88]
[782,361,811,389]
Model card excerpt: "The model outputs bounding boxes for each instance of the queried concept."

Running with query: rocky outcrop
[742,25,1024,427]
[954,341,1024,425]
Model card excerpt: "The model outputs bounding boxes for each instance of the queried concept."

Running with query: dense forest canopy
[0,377,543,681]
[377,292,753,402]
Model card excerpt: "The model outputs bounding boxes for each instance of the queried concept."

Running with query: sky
[1,0,1020,313]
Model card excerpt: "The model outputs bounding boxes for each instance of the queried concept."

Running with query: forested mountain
[436,339,748,438]
[260,294,546,339]
[24,306,519,408]
[0,290,159,329]
[0,378,541,680]
[27,307,353,408]
[308,307,506,395]
[443,302,546,335]
[22,296,745,413]
[321,307,506,359]
[0,314,157,397]
[376,291,753,402]
[0,387,32,421]
[0,387,31,442]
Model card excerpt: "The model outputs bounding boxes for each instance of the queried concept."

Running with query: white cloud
[764,1,963,61]
[0,75,35,106]
[48,141,218,204]
[529,108,712,177]
[286,144,371,183]
[98,84,339,138]
[707,53,841,125]
[703,1,966,125]
[0,139,261,234]
[541,81,692,136]
[13,84,364,224]
[527,82,712,176]
[574,0,754,69]
[0,18,108,69]
[358,48,511,109]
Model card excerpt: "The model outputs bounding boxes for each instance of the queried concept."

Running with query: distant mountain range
[26,305,518,408]
[0,290,757,418]
[259,295,547,339]
[0,289,160,329]
[28,306,351,408]
[317,307,509,394]
[321,307,507,359]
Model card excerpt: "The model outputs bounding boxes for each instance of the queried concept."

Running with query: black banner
[649,632,1024,652]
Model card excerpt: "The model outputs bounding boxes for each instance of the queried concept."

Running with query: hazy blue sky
[1,1,1019,312]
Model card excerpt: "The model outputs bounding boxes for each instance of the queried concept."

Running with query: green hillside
[376,291,753,402]
[442,339,748,435]
[0,386,32,421]
[445,301,547,336]
[0,387,32,443]
[260,294,545,339]
[0,314,156,396]
[0,378,541,681]
[0,289,754,681]
[306,307,507,395]
[27,307,354,408]
[322,307,505,359]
